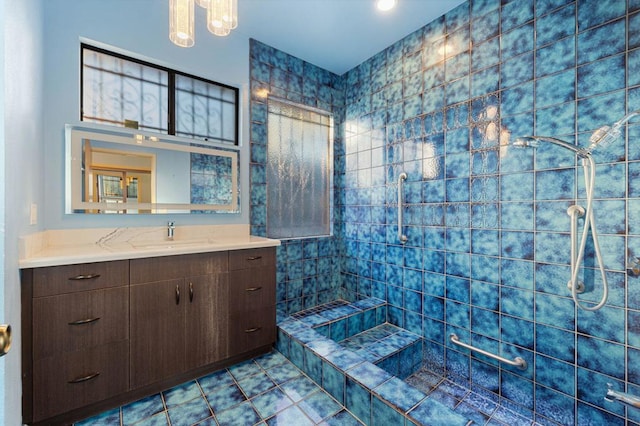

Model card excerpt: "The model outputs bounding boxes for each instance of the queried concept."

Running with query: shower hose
[569,155,608,311]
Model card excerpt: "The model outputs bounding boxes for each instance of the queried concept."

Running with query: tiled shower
[250,0,640,424]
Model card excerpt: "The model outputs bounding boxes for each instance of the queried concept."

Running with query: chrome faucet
[605,383,640,408]
[167,221,175,240]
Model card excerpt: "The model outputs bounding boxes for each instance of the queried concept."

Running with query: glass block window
[81,44,238,145]
[266,99,333,239]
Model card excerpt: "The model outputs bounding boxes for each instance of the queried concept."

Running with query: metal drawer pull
[189,282,194,302]
[450,334,527,370]
[68,317,101,326]
[245,287,262,292]
[68,274,101,281]
[247,256,262,261]
[68,372,100,384]
[244,327,262,333]
[175,285,180,305]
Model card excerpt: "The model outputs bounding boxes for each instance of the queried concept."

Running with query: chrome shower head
[588,110,640,152]
[589,125,620,149]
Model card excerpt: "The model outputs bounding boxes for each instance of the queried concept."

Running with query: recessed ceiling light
[376,0,397,12]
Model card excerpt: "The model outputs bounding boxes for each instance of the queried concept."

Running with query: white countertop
[19,225,280,268]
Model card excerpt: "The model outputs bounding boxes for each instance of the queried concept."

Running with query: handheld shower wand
[510,136,608,311]
[509,111,638,311]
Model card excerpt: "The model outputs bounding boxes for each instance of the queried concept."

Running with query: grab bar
[567,205,586,293]
[449,333,527,370]
[398,172,408,244]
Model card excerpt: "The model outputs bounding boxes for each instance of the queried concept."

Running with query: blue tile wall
[251,0,640,424]
[249,40,344,320]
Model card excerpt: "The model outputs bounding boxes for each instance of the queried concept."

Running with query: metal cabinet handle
[68,372,100,384]
[175,285,180,305]
[68,317,101,326]
[244,327,262,333]
[245,286,262,292]
[247,256,262,261]
[189,282,194,302]
[68,274,101,281]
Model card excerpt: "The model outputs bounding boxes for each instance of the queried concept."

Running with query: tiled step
[340,323,422,379]
[277,298,471,426]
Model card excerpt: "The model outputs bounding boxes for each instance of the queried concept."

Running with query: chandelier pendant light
[170,0,238,47]
[169,0,195,47]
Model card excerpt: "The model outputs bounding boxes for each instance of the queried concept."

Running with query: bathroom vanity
[19,225,279,425]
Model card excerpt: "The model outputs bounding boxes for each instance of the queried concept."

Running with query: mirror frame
[65,123,239,214]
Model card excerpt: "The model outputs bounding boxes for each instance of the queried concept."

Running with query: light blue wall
[3,0,45,424]
[0,1,6,422]
[41,0,252,229]
[252,0,640,424]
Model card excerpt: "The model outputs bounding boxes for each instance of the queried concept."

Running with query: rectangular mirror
[66,124,239,214]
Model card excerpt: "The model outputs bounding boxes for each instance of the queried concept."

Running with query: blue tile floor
[75,350,363,426]
[75,349,541,426]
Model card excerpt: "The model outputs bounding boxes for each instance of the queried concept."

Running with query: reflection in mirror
[66,124,239,214]
[84,142,155,213]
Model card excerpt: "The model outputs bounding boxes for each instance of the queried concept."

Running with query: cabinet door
[185,273,229,370]
[130,278,185,389]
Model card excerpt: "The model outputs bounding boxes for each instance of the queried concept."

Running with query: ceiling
[234,0,466,75]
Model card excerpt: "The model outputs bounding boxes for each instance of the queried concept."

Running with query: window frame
[80,43,239,145]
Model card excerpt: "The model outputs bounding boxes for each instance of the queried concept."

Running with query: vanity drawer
[32,260,129,297]
[32,286,129,360]
[229,247,275,270]
[32,340,129,422]
[130,252,228,284]
[229,267,275,314]
[229,307,276,354]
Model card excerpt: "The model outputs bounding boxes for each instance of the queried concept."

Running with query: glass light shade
[376,0,397,11]
[195,0,210,7]
[227,0,238,29]
[169,0,195,47]
[207,0,237,36]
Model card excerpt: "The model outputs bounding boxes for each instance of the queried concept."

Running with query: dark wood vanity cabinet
[22,247,276,425]
[22,261,130,423]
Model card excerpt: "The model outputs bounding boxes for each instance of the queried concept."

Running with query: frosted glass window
[267,99,332,239]
[81,45,238,145]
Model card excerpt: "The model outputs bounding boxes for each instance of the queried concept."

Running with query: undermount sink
[131,239,213,250]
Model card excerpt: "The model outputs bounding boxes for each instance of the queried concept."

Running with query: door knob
[0,325,11,357]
